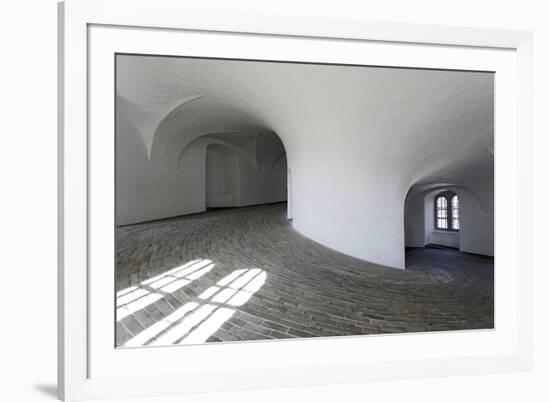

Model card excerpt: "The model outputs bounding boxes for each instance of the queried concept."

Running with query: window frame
[434,191,459,232]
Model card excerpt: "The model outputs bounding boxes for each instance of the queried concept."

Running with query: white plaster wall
[423,192,436,245]
[430,231,460,248]
[234,133,287,207]
[287,168,293,220]
[116,99,209,224]
[404,192,426,247]
[238,156,287,207]
[457,182,494,256]
[116,56,494,268]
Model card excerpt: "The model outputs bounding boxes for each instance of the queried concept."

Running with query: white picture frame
[58,0,533,400]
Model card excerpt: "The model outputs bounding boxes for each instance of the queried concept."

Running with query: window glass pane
[451,195,460,230]
[436,196,448,229]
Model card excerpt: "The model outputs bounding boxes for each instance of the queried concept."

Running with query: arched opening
[404,187,466,259]
[404,183,494,261]
[199,131,288,213]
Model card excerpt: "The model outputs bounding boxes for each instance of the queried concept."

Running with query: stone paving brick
[262,320,289,333]
[269,330,296,339]
[122,317,145,336]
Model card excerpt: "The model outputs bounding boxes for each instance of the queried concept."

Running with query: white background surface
[0,0,548,401]
[88,24,517,380]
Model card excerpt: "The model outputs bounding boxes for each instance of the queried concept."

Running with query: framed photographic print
[58,0,533,400]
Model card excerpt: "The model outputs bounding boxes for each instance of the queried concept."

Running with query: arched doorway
[200,131,288,212]
[205,144,239,208]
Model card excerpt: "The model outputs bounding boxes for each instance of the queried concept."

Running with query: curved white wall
[116,55,494,268]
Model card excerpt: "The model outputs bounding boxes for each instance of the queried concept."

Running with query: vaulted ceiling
[116,54,494,192]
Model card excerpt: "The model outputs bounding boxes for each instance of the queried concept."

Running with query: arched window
[435,191,459,231]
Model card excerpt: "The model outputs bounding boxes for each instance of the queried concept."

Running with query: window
[434,191,459,231]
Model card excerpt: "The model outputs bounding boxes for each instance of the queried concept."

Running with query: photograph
[114,54,494,348]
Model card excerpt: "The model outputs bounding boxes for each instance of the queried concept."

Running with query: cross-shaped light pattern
[116,259,214,320]
[117,260,266,347]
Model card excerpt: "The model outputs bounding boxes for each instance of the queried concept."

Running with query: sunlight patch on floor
[121,267,267,347]
[117,259,214,320]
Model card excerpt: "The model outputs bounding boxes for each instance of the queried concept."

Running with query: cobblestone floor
[116,203,494,347]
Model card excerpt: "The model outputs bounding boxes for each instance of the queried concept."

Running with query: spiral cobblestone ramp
[116,203,494,347]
